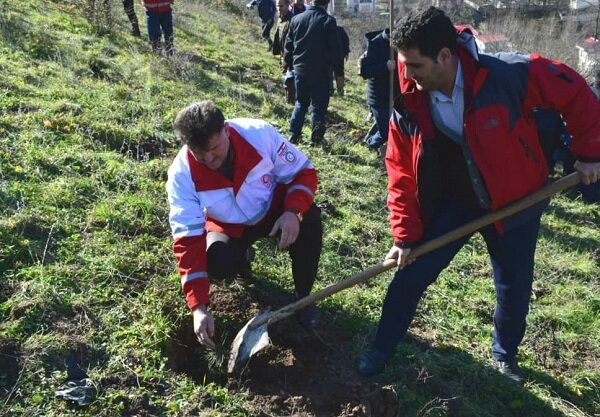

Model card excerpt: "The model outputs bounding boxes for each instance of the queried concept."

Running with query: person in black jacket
[359,28,398,151]
[284,0,344,145]
[247,0,277,50]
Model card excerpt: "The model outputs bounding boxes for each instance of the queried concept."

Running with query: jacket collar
[188,125,262,195]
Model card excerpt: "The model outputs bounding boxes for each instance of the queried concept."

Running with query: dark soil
[167,283,398,417]
[0,337,21,399]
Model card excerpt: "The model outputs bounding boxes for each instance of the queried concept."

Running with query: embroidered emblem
[277,142,296,164]
[483,118,499,129]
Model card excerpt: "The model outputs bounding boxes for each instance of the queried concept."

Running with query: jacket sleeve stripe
[287,184,314,197]
[173,222,206,236]
[181,271,209,284]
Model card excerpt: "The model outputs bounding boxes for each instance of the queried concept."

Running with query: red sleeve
[173,235,210,310]
[385,115,424,245]
[284,167,318,213]
[528,55,600,160]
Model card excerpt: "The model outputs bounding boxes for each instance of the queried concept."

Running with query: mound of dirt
[173,283,399,417]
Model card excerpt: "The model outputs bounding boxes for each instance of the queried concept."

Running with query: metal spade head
[227,308,271,373]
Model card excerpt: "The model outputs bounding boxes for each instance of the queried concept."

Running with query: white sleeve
[166,165,206,240]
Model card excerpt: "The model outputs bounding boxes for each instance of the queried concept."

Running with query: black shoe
[357,348,389,377]
[288,134,301,144]
[497,359,525,386]
[310,131,324,146]
[296,303,320,330]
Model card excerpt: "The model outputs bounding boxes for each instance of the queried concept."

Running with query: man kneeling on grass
[166,100,322,349]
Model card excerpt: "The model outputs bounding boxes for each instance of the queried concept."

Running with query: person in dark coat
[359,28,398,150]
[247,0,277,50]
[284,0,344,145]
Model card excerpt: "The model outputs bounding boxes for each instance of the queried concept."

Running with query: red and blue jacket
[142,0,172,13]
[166,119,318,310]
[386,32,600,245]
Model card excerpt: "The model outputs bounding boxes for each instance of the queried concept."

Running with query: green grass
[1,0,599,416]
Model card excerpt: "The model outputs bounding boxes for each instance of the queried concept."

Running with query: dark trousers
[373,200,541,362]
[206,203,322,297]
[122,0,140,33]
[261,18,274,41]
[365,105,390,149]
[290,74,331,141]
[145,10,173,51]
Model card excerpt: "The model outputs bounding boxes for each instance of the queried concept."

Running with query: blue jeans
[289,74,331,141]
[373,200,541,362]
[145,10,173,50]
[366,106,390,149]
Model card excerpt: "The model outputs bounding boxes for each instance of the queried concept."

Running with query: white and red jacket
[166,119,318,310]
[142,0,172,13]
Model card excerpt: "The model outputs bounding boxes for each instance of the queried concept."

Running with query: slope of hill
[1,0,598,416]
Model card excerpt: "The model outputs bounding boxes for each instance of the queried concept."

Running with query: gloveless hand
[385,245,415,269]
[574,160,600,185]
[269,211,300,249]
[193,305,216,349]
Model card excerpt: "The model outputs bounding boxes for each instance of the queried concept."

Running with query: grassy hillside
[1,0,599,416]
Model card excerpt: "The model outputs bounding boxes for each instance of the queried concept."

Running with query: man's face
[277,0,289,15]
[189,125,230,171]
[397,47,446,92]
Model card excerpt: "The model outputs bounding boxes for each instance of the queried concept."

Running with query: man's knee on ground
[206,241,243,279]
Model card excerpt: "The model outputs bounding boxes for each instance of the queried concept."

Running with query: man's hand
[193,305,216,349]
[269,211,300,249]
[385,245,415,269]
[574,160,600,185]
[387,59,396,72]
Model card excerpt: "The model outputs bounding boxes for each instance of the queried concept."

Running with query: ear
[437,47,452,64]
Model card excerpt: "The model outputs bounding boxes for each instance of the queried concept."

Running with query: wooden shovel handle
[250,172,581,329]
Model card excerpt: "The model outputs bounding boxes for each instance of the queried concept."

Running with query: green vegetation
[1,0,598,416]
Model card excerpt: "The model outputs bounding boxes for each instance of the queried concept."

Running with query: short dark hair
[392,7,457,61]
[173,101,225,150]
[313,0,329,7]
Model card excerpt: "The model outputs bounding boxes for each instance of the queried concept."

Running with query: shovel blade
[227,309,271,374]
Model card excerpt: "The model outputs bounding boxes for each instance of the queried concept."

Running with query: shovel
[228,172,581,373]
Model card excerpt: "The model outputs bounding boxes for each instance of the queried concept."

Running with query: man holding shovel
[167,101,322,349]
[358,7,600,383]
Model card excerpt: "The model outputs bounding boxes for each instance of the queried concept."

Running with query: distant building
[569,0,598,10]
[346,0,375,14]
[456,24,512,54]
[576,37,600,76]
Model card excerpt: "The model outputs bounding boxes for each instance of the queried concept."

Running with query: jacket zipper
[518,137,539,163]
